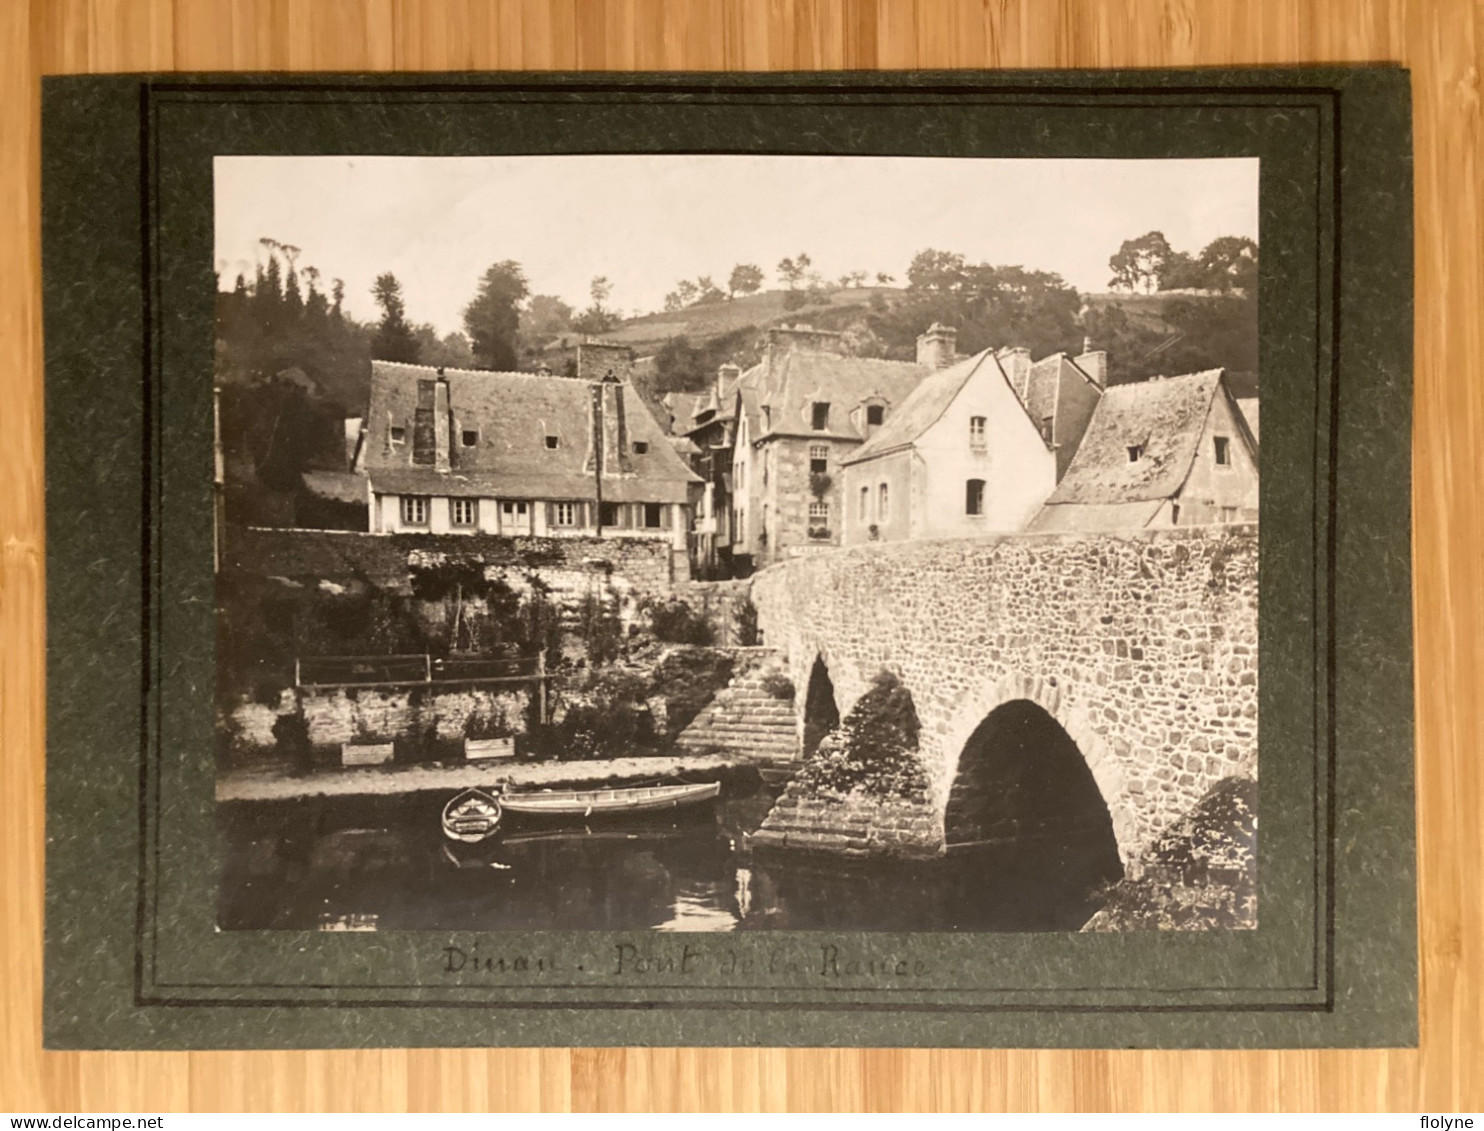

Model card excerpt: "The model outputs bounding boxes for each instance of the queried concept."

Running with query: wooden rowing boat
[499,781,720,818]
[440,788,503,843]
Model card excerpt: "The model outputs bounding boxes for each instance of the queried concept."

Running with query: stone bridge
[749,525,1258,867]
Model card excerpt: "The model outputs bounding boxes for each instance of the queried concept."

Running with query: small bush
[1089,777,1257,931]
[759,671,795,700]
[643,596,715,645]
[733,597,760,646]
[795,670,928,799]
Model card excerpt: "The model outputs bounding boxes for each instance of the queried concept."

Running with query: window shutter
[545,501,556,527]
[660,503,672,529]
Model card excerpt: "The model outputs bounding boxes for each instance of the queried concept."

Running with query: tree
[520,294,574,345]
[875,272,894,285]
[371,272,419,363]
[463,260,529,370]
[1196,236,1258,294]
[1108,231,1174,293]
[728,263,763,297]
[692,275,726,305]
[777,252,811,289]
[571,274,616,336]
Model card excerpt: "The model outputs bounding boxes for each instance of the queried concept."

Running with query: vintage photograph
[213,154,1259,934]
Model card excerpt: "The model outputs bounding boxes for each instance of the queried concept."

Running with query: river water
[218,776,1118,932]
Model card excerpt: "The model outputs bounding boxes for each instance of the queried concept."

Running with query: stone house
[726,324,949,568]
[356,344,700,572]
[839,343,1107,544]
[1027,369,1258,532]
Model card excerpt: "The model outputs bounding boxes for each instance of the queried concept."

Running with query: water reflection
[218,782,1117,932]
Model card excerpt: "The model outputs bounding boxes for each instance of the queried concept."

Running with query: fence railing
[294,652,543,691]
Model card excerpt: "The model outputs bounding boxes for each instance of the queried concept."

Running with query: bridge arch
[939,672,1137,866]
[800,652,841,757]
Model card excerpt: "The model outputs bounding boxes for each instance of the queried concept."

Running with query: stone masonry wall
[228,527,675,598]
[750,791,941,858]
[750,526,1258,864]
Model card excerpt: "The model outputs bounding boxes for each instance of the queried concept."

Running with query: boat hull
[441,788,503,843]
[499,781,721,818]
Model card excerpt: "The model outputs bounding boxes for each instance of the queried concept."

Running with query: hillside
[530,286,900,364]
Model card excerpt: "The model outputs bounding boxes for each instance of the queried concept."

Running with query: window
[866,404,885,426]
[811,402,830,431]
[632,441,649,455]
[762,406,772,430]
[969,416,987,448]
[1171,503,1181,525]
[736,462,745,490]
[500,500,528,516]
[399,495,429,526]
[808,501,829,535]
[461,429,479,447]
[389,426,406,443]
[878,482,889,521]
[1219,505,1239,523]
[966,479,986,516]
[1040,416,1054,443]
[544,435,560,450]
[859,486,869,521]
[1127,443,1145,463]
[809,444,829,474]
[553,502,577,527]
[599,501,622,527]
[643,503,664,528]
[450,497,478,527]
[1214,436,1231,466]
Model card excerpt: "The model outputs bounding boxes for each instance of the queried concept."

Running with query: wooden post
[424,653,432,684]
[294,657,301,689]
[537,649,548,725]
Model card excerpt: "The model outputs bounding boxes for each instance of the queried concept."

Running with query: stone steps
[674,653,799,759]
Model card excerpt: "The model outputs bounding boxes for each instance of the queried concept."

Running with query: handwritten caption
[439,939,930,981]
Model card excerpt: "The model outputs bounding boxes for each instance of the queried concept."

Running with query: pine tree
[371,272,419,363]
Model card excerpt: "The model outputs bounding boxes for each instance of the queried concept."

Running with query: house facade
[356,345,700,571]
[729,324,947,568]
[1028,369,1258,532]
[838,344,1107,544]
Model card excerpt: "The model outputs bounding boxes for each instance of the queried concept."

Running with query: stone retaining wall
[750,790,941,858]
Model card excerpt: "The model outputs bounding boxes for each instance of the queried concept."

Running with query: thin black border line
[134,80,1340,1015]
[144,86,1335,1003]
[142,85,1333,1012]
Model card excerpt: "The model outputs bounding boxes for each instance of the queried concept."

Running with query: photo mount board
[41,68,1415,1048]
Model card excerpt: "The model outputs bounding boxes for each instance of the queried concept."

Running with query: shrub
[759,671,795,700]
[649,647,736,740]
[795,670,928,799]
[1088,777,1257,931]
[733,597,760,646]
[643,596,715,645]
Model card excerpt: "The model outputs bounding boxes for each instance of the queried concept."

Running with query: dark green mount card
[42,68,1414,1048]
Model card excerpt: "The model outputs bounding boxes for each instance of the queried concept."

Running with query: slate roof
[300,470,369,504]
[1236,397,1260,442]
[754,349,927,441]
[842,350,1000,464]
[1025,500,1166,533]
[362,361,699,504]
[1042,370,1225,506]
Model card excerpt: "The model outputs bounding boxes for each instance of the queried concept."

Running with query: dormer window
[969,416,987,448]
[1040,416,1054,444]
[633,441,649,455]
[544,435,560,450]
[389,426,406,443]
[462,429,479,447]
[811,402,830,431]
[1127,444,1145,462]
[866,404,885,427]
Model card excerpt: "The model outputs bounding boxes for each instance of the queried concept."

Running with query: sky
[215,155,1259,338]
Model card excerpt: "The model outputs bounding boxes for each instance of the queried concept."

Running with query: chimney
[765,324,846,358]
[577,340,635,384]
[611,381,632,472]
[915,322,957,370]
[434,372,452,472]
[1076,347,1108,389]
[716,362,742,399]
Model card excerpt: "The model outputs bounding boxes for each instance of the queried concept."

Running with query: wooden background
[1,0,1479,1112]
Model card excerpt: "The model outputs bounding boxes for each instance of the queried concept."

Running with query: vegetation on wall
[795,670,929,800]
[1087,777,1258,931]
